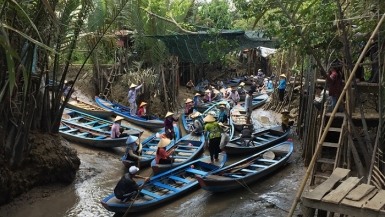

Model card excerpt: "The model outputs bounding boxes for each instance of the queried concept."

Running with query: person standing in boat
[114,166,150,202]
[137,102,148,120]
[111,116,128,138]
[125,135,143,161]
[164,112,178,140]
[204,115,222,164]
[155,138,175,164]
[278,74,286,102]
[127,82,144,116]
[244,90,253,125]
[185,98,194,116]
[193,93,203,107]
[190,112,204,135]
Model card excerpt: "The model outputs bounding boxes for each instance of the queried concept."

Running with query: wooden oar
[122,179,149,217]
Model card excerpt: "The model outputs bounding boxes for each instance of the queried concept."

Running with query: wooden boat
[240,93,269,110]
[194,99,222,113]
[101,154,227,214]
[202,101,234,140]
[194,80,209,93]
[60,108,142,148]
[95,96,164,129]
[223,78,242,87]
[150,134,205,174]
[196,141,293,192]
[230,104,255,132]
[239,91,263,101]
[66,98,113,119]
[121,125,180,168]
[225,128,290,155]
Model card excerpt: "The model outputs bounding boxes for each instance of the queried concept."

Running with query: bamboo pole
[367,126,381,184]
[287,13,385,217]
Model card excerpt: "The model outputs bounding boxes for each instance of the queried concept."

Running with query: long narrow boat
[60,108,142,148]
[194,99,222,113]
[181,110,196,132]
[202,101,234,140]
[121,125,180,168]
[66,98,113,119]
[223,78,242,87]
[240,93,269,110]
[101,154,226,214]
[150,134,205,174]
[95,96,164,129]
[196,141,293,192]
[194,80,209,93]
[230,104,255,132]
[225,128,290,155]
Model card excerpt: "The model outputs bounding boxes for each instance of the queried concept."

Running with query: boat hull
[66,101,113,119]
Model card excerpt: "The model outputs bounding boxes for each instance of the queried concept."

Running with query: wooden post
[287,13,385,217]
[161,65,169,112]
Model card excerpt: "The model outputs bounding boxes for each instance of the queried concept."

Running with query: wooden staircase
[310,109,346,186]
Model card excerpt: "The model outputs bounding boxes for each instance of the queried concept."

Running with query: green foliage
[196,0,232,29]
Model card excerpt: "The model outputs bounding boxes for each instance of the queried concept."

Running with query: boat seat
[176,145,198,149]
[64,129,78,133]
[81,120,99,125]
[185,168,206,176]
[77,132,90,137]
[70,116,83,120]
[255,137,271,142]
[263,134,279,139]
[153,182,179,192]
[141,154,154,158]
[174,149,195,153]
[249,164,268,168]
[93,124,110,129]
[59,126,68,130]
[140,189,161,199]
[229,174,244,178]
[169,175,190,183]
[142,148,157,152]
[241,169,257,173]
[256,159,278,163]
[171,155,189,159]
[94,136,107,139]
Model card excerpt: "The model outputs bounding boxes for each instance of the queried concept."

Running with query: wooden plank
[363,190,385,211]
[322,177,362,204]
[341,189,378,208]
[303,168,350,201]
[345,184,376,201]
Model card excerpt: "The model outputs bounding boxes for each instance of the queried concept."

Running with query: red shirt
[138,107,145,117]
[328,69,343,97]
[155,148,171,164]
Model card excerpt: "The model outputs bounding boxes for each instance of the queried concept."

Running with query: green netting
[146,30,275,64]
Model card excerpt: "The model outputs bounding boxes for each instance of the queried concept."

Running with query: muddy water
[2,109,306,217]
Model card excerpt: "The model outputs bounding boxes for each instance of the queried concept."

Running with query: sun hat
[165,111,174,118]
[279,74,286,78]
[205,89,211,93]
[250,75,254,78]
[203,115,216,123]
[258,69,262,71]
[114,116,124,122]
[219,101,227,105]
[195,93,201,96]
[129,166,139,174]
[219,105,225,109]
[158,138,171,148]
[239,82,245,86]
[130,83,138,88]
[126,135,139,144]
[218,122,229,128]
[264,78,268,81]
[139,102,147,107]
[185,98,193,103]
[213,89,220,94]
[281,109,290,114]
[191,112,202,118]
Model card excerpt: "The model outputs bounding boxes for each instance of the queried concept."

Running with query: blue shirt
[279,79,286,89]
[193,96,202,107]
[267,80,273,89]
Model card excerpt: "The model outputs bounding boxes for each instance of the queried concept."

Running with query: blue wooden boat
[194,99,222,113]
[150,134,205,174]
[95,96,164,129]
[194,80,209,93]
[225,127,290,155]
[121,125,180,168]
[202,101,234,140]
[101,154,226,213]
[66,98,113,119]
[181,110,196,132]
[230,104,255,132]
[60,108,142,148]
[196,141,293,192]
[223,78,242,87]
[240,93,269,109]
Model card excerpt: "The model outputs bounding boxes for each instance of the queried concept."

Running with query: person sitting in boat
[240,125,254,146]
[164,112,178,140]
[185,98,194,116]
[267,77,274,89]
[226,88,240,107]
[281,109,297,132]
[237,82,247,95]
[114,166,150,202]
[111,116,128,138]
[155,138,175,164]
[190,112,204,135]
[263,78,269,89]
[124,135,143,161]
[137,102,148,120]
[186,80,195,93]
[211,89,222,101]
[193,93,203,107]
[204,89,211,102]
[217,105,228,124]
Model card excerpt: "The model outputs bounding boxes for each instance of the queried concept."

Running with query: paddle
[122,178,149,217]
[137,131,144,169]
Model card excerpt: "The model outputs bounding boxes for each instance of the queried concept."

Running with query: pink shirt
[155,148,171,164]
[111,123,120,138]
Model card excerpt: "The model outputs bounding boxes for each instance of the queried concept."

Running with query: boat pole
[287,13,385,217]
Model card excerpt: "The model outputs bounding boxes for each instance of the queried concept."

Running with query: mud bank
[0,132,80,205]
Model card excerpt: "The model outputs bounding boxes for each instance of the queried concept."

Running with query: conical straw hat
[191,112,202,118]
[279,74,286,78]
[130,83,138,88]
[195,93,201,96]
[239,82,245,86]
[203,115,215,123]
[165,111,174,118]
[185,98,193,103]
[139,102,147,107]
[158,138,171,148]
[114,116,124,122]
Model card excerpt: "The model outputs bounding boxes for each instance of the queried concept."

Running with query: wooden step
[328,127,342,132]
[322,142,339,148]
[325,113,344,118]
[313,172,332,179]
[317,158,335,164]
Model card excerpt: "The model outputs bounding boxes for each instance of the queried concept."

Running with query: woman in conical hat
[281,109,297,132]
[111,116,128,138]
[137,102,148,120]
[155,138,174,164]
[164,112,178,140]
[193,92,203,107]
[203,114,222,163]
[127,81,144,116]
[185,98,194,115]
[278,74,287,102]
[190,112,204,136]
[124,135,143,162]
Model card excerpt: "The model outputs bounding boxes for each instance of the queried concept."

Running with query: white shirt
[127,84,143,103]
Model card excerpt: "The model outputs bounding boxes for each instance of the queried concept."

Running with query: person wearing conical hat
[204,89,212,102]
[184,98,194,116]
[193,93,203,107]
[164,112,178,140]
[155,138,174,164]
[226,87,240,107]
[137,102,148,120]
[211,89,222,101]
[281,109,297,132]
[237,82,247,95]
[127,81,145,116]
[111,116,128,138]
[217,104,228,124]
[124,134,144,162]
[190,112,204,135]
[203,115,222,164]
[278,74,287,102]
